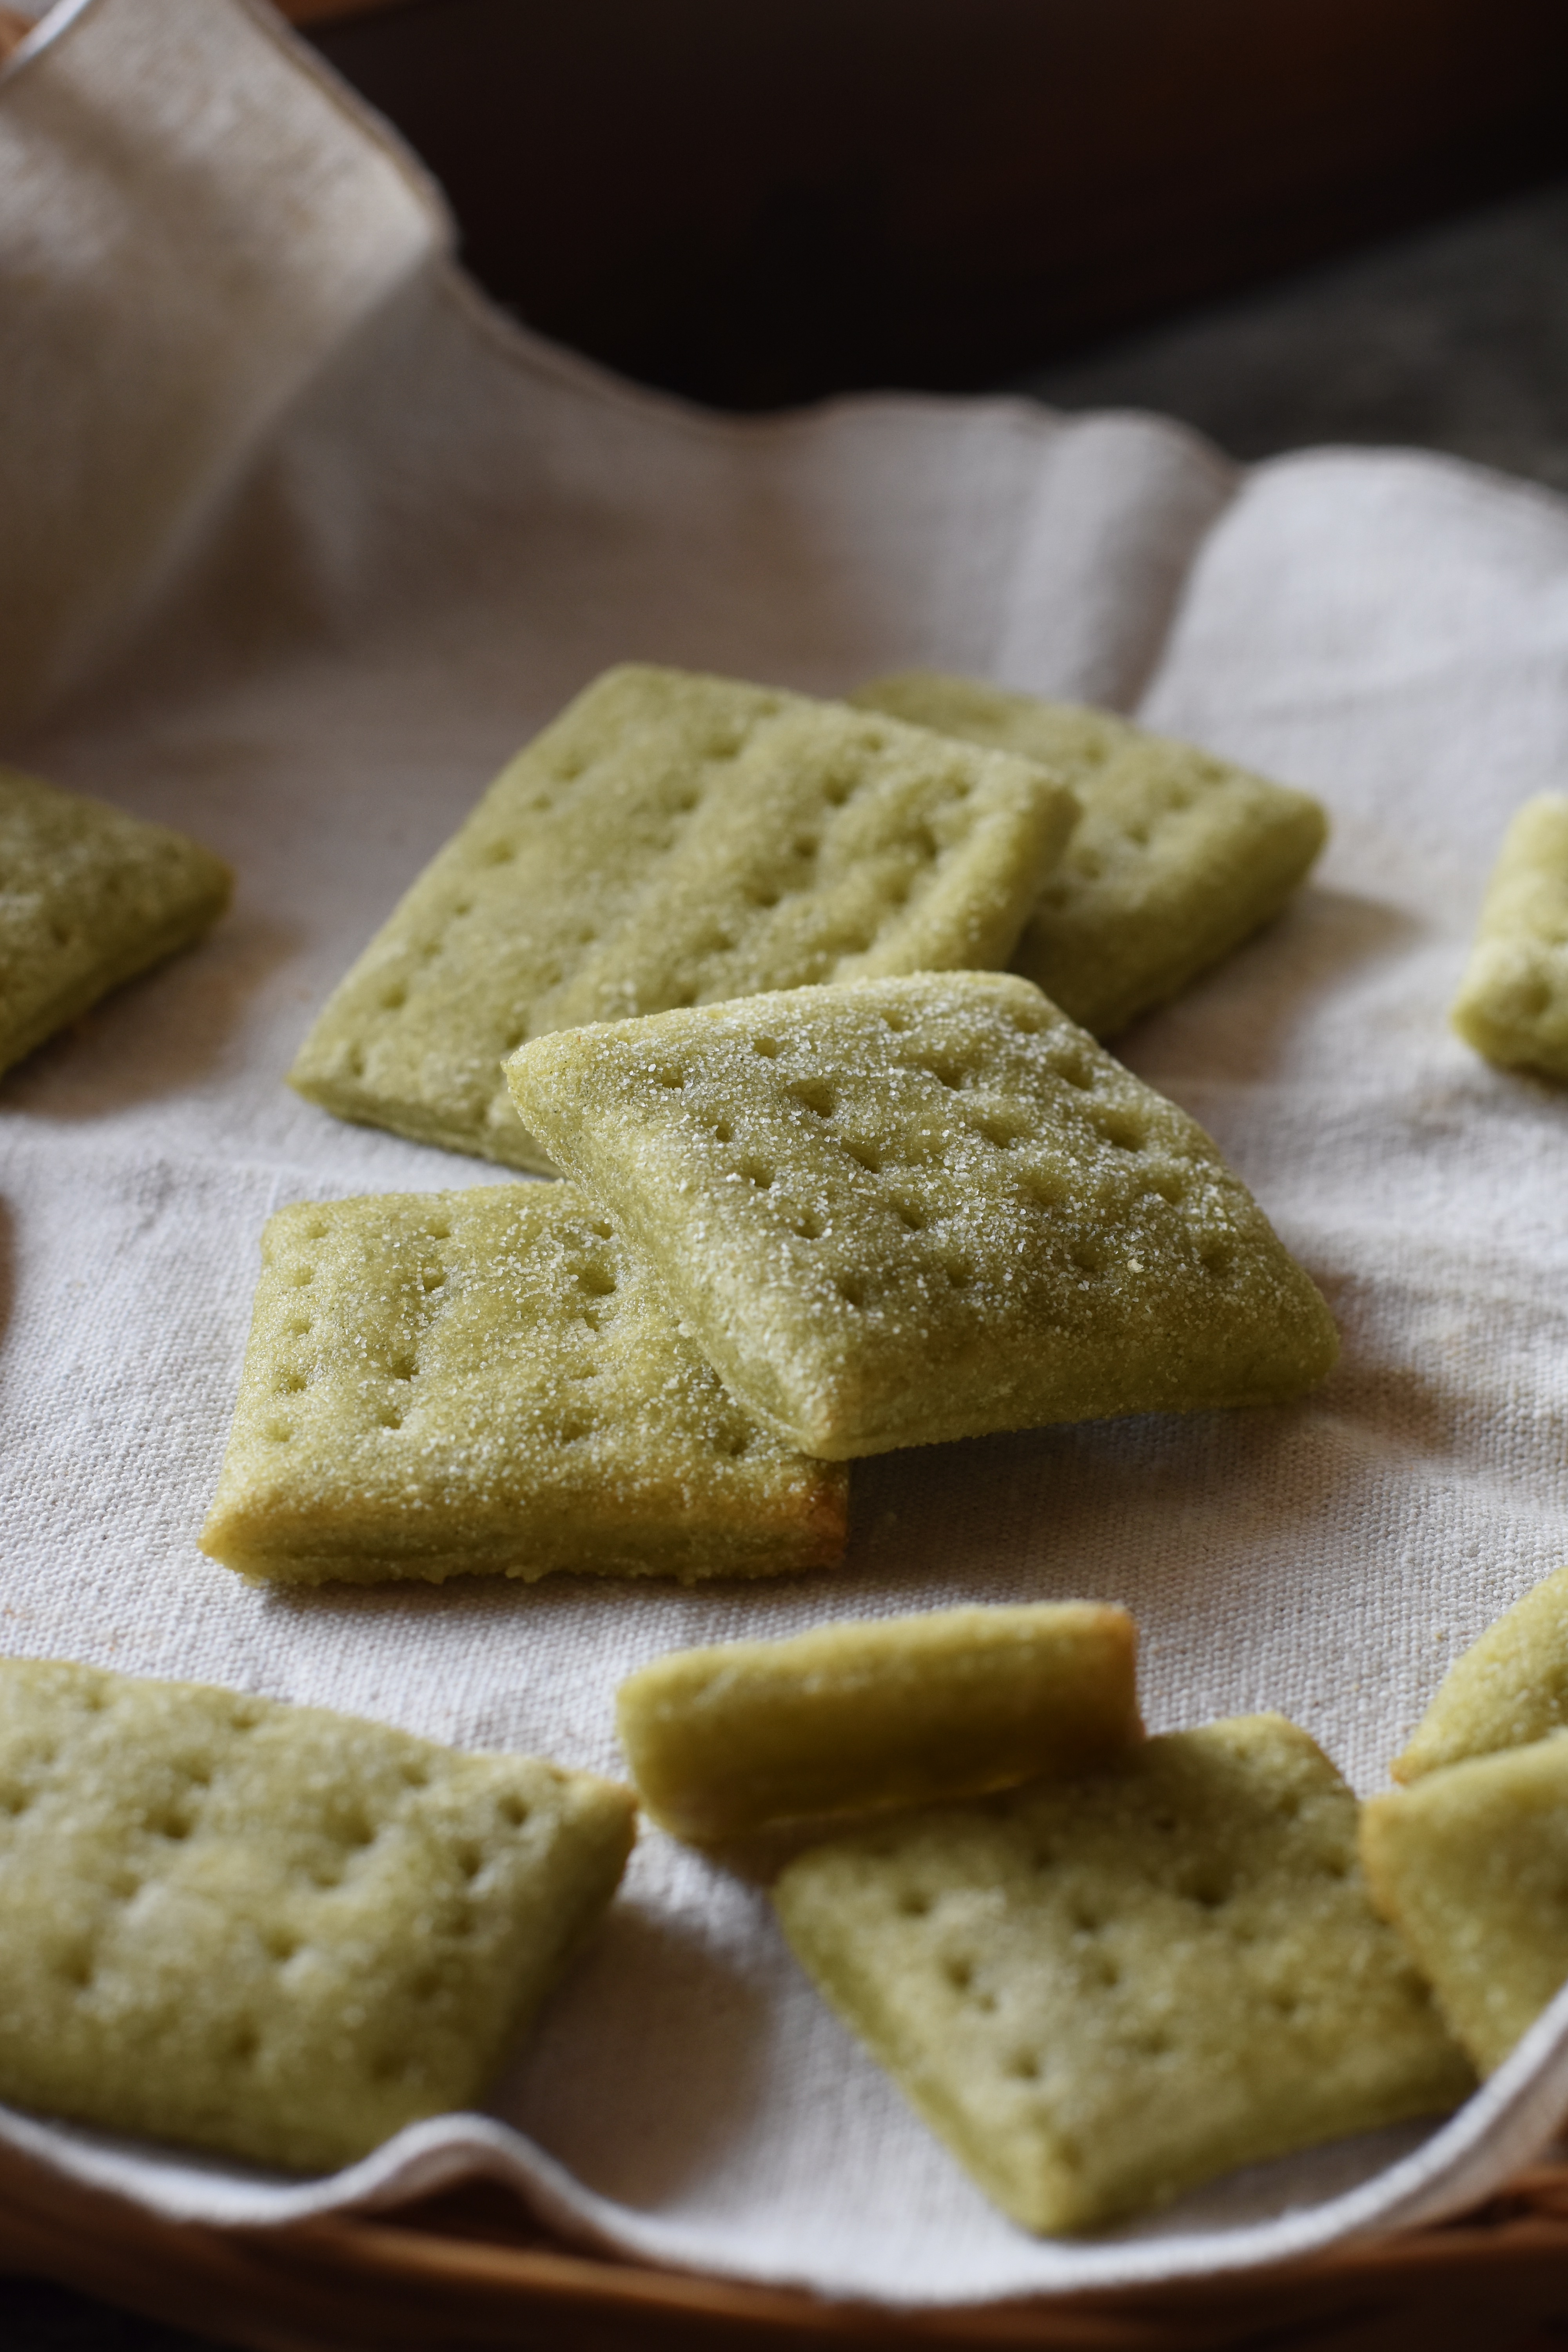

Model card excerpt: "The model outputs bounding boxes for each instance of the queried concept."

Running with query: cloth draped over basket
[0,0,1567,2308]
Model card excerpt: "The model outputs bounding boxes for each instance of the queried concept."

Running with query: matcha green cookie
[1394,1563,1568,1784]
[1451,794,1568,1081]
[290,665,1078,1171]
[853,672,1326,1038]
[1364,1735,1568,2073]
[0,1658,635,2171]
[508,971,1338,1459]
[201,1184,847,1586]
[618,1602,1141,1842]
[777,1715,1471,2234]
[0,763,231,1076]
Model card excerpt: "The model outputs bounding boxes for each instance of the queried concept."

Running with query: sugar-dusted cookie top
[200,1183,846,1586]
[1394,1563,1568,1784]
[617,1602,1141,1843]
[0,1658,635,2172]
[1451,793,1568,1082]
[508,971,1339,1459]
[1363,1734,1568,2075]
[289,665,1078,1171]
[853,671,1326,1038]
[776,1714,1472,2234]
[0,762,231,1078]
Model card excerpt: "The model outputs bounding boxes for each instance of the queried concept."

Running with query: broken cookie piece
[290,664,1078,1170]
[618,1602,1142,1843]
[0,1657,635,2171]
[0,762,231,1077]
[777,1714,1472,2233]
[508,971,1338,1459]
[852,671,1326,1038]
[200,1183,847,1586]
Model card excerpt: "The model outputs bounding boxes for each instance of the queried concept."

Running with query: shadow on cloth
[488,1898,773,2209]
[0,911,299,1118]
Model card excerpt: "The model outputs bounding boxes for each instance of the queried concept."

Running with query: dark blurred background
[289,0,1568,489]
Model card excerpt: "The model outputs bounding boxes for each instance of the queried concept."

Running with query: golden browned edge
[4,2132,1568,2349]
[0,9,31,62]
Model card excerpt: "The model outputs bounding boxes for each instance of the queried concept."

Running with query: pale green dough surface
[201,1183,847,1586]
[852,672,1326,1037]
[0,1658,635,2172]
[778,1715,1472,2234]
[290,664,1078,1171]
[0,762,231,1077]
[1451,793,1568,1081]
[508,971,1339,1459]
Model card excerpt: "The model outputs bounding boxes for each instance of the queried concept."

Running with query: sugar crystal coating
[853,672,1326,1037]
[508,971,1339,1459]
[0,1658,635,2171]
[0,762,231,1077]
[201,1183,846,1585]
[777,1715,1472,2233]
[290,665,1078,1170]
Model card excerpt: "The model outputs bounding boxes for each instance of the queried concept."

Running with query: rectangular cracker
[1394,1561,1568,1784]
[507,971,1338,1459]
[776,1715,1472,2234]
[200,1184,847,1586]
[617,1602,1142,1842]
[1451,792,1568,1080]
[0,763,231,1077]
[852,672,1326,1038]
[0,1657,635,2172]
[1363,1737,1568,2074]
[289,664,1078,1172]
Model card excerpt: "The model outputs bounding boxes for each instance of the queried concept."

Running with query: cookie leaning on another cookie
[0,1658,635,2172]
[617,1602,1142,1843]
[508,971,1339,1459]
[1363,1735,1568,2074]
[851,672,1326,1039]
[0,763,231,1078]
[200,1184,847,1587]
[290,664,1078,1171]
[777,1714,1472,2234]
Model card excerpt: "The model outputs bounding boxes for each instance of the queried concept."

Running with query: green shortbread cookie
[1363,1736,1568,2074]
[1394,1563,1568,1784]
[776,1714,1472,2234]
[507,971,1339,1459]
[290,664,1079,1172]
[0,1658,635,2171]
[0,763,231,1077]
[617,1602,1142,1843]
[1451,793,1568,1082]
[853,672,1327,1038]
[200,1184,847,1587]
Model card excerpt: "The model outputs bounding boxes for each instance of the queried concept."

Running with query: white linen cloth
[1,0,1567,2306]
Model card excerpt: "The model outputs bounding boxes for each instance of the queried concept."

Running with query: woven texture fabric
[1,0,1567,2305]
